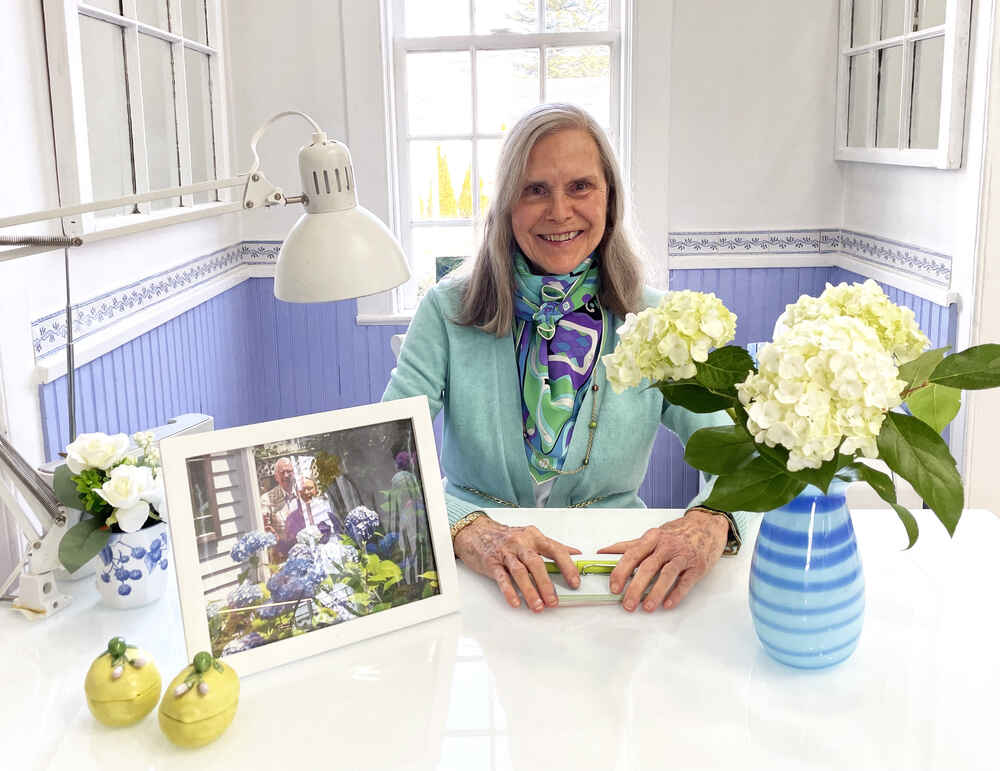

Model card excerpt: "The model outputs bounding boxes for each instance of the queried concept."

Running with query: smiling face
[510,127,608,275]
[274,459,295,492]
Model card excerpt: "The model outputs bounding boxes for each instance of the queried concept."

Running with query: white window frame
[40,0,232,237]
[835,0,972,169]
[384,0,628,313]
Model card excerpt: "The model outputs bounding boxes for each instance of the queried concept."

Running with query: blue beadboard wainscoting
[37,240,958,509]
[39,278,407,460]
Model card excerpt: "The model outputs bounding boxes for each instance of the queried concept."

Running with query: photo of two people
[185,418,439,658]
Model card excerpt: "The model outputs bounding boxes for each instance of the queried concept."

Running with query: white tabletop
[3,507,998,771]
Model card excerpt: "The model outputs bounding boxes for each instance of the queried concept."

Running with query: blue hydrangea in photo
[230,530,277,563]
[221,632,266,656]
[227,581,264,609]
[366,532,400,558]
[345,506,380,545]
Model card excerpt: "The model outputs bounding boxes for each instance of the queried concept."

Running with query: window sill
[356,312,415,326]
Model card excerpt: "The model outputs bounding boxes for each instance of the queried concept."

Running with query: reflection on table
[2,507,997,771]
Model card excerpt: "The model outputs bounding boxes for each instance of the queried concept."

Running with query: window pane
[410,225,475,289]
[477,49,539,134]
[474,0,536,33]
[847,52,873,146]
[851,0,875,47]
[544,46,610,128]
[880,0,905,38]
[88,0,122,14]
[545,0,609,32]
[915,0,947,29]
[406,52,472,135]
[910,36,944,149]
[79,16,135,217]
[409,140,472,220]
[135,0,169,29]
[876,46,903,147]
[404,0,469,36]
[185,49,217,202]
[140,34,181,209]
[477,138,502,216]
[182,0,208,44]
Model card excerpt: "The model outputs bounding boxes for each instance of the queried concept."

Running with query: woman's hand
[597,508,729,612]
[453,516,582,611]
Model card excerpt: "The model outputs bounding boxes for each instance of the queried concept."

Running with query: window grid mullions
[78,2,218,54]
[392,2,621,310]
[74,0,216,212]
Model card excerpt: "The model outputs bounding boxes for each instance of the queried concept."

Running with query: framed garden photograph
[159,396,459,677]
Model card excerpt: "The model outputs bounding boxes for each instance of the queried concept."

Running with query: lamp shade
[275,207,410,302]
[273,133,410,303]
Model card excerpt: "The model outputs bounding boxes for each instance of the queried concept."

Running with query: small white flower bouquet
[53,431,165,572]
[603,280,1000,545]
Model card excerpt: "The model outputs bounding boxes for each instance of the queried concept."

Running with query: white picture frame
[159,395,460,677]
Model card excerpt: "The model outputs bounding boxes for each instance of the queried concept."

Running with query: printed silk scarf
[513,249,605,483]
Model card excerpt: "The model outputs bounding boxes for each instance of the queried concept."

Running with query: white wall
[227,0,396,243]
[668,0,844,230]
[964,11,1000,514]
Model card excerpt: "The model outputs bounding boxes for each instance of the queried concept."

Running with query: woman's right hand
[453,516,582,611]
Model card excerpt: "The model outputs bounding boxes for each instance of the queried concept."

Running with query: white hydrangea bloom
[737,317,906,471]
[603,290,737,393]
[774,279,930,363]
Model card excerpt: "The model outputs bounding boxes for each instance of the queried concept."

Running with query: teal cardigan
[382,279,750,544]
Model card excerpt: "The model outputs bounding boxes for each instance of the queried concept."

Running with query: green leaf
[694,346,756,394]
[929,344,1000,390]
[417,571,438,582]
[702,456,806,512]
[52,464,84,509]
[58,518,108,573]
[684,425,756,475]
[793,453,848,493]
[877,412,963,536]
[838,461,919,549]
[888,504,920,550]
[657,382,736,413]
[370,559,402,584]
[897,347,950,392]
[373,602,392,612]
[905,383,961,433]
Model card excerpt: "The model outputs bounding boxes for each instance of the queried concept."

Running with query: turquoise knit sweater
[382,279,751,545]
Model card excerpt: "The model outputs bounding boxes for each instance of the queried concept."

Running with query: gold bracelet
[687,506,742,556]
[450,511,487,540]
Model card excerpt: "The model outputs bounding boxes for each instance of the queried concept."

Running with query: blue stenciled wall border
[669,228,952,287]
[31,241,281,360]
[36,233,958,508]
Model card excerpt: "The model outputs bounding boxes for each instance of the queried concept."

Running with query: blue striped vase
[748,479,865,669]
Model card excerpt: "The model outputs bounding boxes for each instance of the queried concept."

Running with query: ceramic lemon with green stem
[159,651,239,748]
[84,636,162,726]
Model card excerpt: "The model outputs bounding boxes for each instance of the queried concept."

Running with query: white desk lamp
[0,110,411,617]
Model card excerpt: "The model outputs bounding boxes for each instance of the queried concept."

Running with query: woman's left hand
[596,508,729,612]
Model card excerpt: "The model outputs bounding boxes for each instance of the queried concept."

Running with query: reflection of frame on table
[160,396,459,677]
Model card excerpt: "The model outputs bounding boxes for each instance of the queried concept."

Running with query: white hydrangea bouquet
[52,431,165,572]
[603,280,1000,545]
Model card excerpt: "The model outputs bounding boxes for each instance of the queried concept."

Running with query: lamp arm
[243,111,326,210]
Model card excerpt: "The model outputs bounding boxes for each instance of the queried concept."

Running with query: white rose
[96,464,164,532]
[64,432,130,474]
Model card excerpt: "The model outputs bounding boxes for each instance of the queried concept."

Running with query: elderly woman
[384,103,747,613]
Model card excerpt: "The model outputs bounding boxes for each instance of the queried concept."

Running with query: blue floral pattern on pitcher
[99,531,169,596]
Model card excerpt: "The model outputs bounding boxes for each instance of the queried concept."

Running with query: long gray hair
[454,103,645,335]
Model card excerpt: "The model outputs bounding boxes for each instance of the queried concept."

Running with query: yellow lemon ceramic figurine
[84,637,162,727]
[158,651,239,748]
